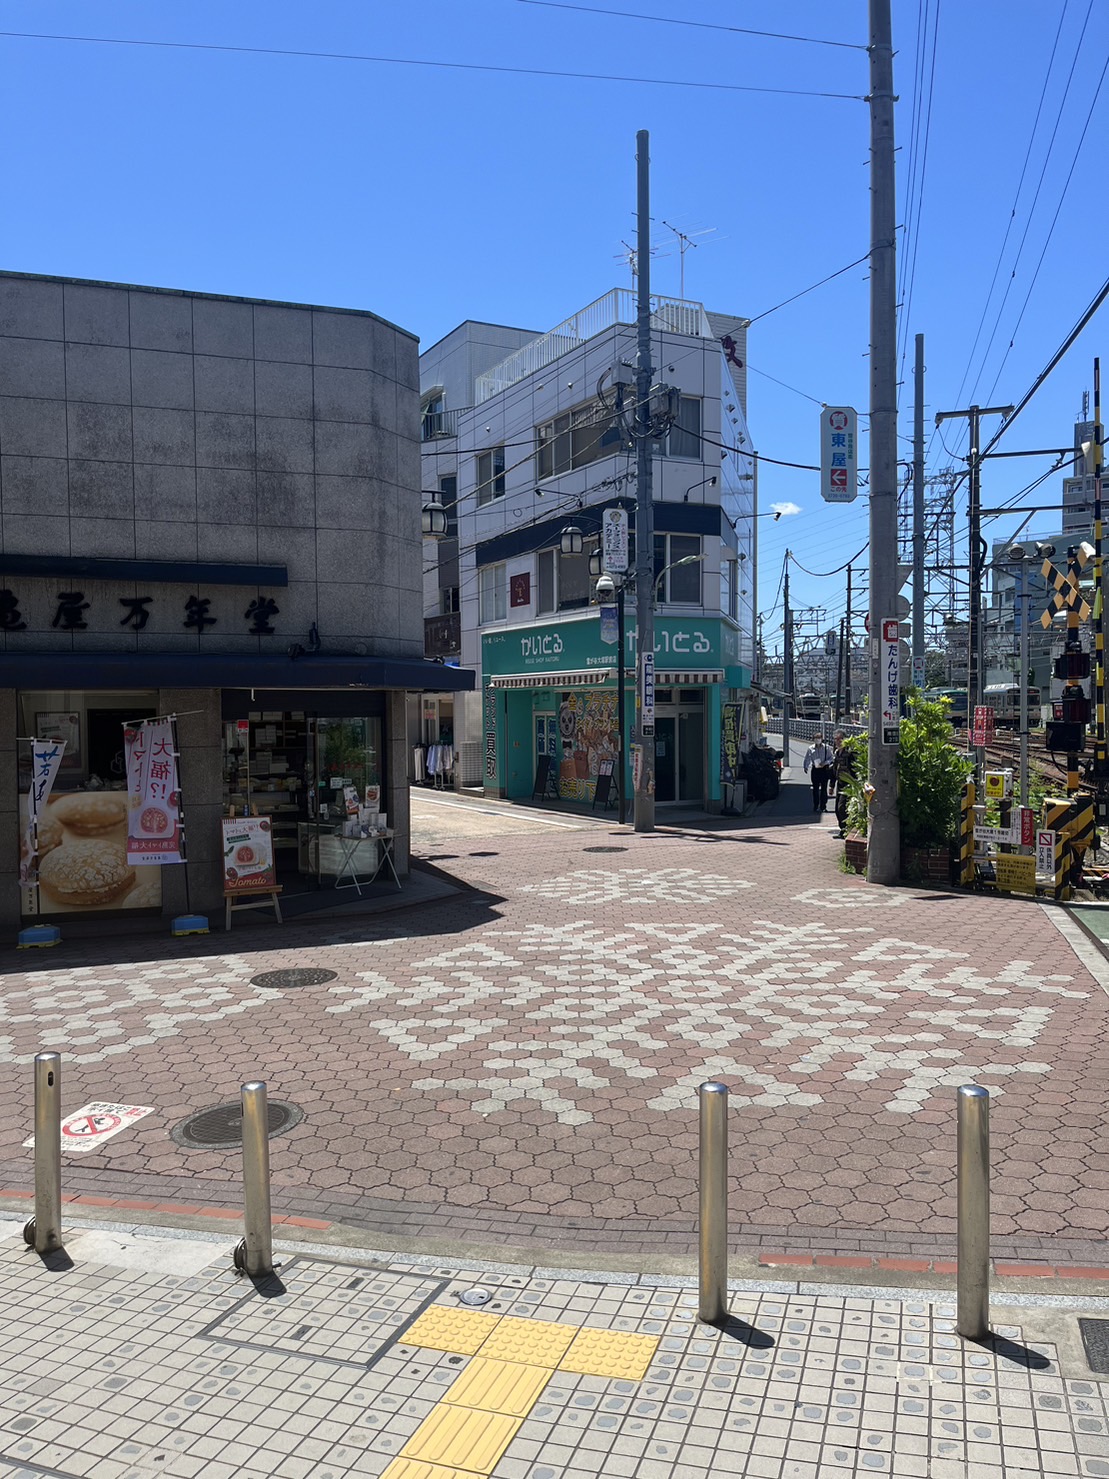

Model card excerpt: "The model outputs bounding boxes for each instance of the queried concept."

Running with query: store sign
[484,686,499,783]
[820,406,858,504]
[124,717,183,865]
[19,737,66,884]
[602,508,629,573]
[0,586,280,635]
[220,816,276,894]
[880,618,900,745]
[483,614,748,684]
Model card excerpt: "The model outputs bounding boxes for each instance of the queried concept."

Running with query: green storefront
[481,613,751,810]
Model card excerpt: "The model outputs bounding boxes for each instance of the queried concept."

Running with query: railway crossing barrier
[958,779,976,885]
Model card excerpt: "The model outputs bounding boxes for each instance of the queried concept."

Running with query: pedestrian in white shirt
[803,738,834,813]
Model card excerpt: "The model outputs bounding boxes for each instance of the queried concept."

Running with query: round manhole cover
[171,1100,304,1150]
[250,967,338,989]
[582,846,628,853]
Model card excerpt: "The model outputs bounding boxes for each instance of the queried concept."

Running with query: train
[982,682,1041,729]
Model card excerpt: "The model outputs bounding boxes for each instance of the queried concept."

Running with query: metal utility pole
[633,129,656,832]
[912,333,926,673]
[934,401,1013,778]
[782,559,793,766]
[866,0,900,885]
[836,617,846,722]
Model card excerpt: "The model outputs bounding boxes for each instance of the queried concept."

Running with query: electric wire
[747,253,871,325]
[514,0,866,49]
[896,0,940,404]
[0,29,866,100]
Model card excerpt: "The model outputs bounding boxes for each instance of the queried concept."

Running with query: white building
[415,289,756,811]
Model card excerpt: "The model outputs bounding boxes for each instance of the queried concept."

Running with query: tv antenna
[662,221,718,298]
[614,232,670,288]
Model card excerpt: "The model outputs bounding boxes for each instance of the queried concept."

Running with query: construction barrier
[959,779,976,886]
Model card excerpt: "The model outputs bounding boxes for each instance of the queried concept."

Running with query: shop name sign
[483,615,735,676]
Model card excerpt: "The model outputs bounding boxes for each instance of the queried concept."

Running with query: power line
[514,0,867,49]
[788,544,869,580]
[0,29,866,100]
[747,252,871,325]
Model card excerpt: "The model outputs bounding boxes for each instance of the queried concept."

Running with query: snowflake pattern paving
[518,866,756,906]
[326,918,1082,1121]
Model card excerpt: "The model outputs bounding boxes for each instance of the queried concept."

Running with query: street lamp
[560,524,584,556]
[422,503,447,537]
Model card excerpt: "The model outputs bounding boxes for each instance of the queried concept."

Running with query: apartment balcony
[475,289,714,404]
[421,407,464,440]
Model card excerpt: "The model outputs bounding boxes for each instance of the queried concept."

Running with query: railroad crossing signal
[1040,542,1094,628]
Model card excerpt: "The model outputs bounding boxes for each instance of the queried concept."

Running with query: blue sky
[2,1,1106,656]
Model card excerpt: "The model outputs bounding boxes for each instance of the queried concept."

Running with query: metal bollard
[698,1081,729,1324]
[233,1081,274,1278]
[23,1052,63,1254]
[956,1084,990,1340]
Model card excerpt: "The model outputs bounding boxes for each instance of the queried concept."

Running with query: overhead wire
[514,0,866,49]
[0,29,866,100]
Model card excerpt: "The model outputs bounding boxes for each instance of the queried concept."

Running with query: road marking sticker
[23,1101,154,1155]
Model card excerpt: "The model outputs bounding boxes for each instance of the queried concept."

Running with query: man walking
[803,735,834,813]
[830,730,854,837]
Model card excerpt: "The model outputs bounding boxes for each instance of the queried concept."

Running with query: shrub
[897,696,972,849]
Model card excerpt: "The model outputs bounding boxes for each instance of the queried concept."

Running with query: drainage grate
[1079,1318,1109,1373]
[171,1100,304,1150]
[583,846,628,853]
[251,967,337,990]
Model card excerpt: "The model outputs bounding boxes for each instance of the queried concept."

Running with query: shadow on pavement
[968,1332,1052,1370]
[716,1315,776,1350]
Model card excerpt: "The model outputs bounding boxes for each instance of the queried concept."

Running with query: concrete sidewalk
[2,1217,1109,1479]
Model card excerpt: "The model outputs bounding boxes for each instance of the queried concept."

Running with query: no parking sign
[23,1101,154,1155]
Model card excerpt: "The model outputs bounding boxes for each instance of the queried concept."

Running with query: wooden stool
[224,886,283,930]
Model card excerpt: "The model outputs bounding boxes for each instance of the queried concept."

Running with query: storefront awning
[657,670,726,685]
[489,669,611,689]
[0,651,475,693]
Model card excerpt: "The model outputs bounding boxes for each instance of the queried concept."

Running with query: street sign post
[602,507,629,573]
[820,407,858,503]
[1036,829,1055,877]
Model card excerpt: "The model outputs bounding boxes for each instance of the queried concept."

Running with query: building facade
[417,289,756,810]
[0,271,471,934]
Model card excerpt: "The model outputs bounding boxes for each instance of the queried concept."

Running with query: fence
[766,719,867,747]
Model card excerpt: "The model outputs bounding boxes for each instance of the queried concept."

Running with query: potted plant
[897,695,972,884]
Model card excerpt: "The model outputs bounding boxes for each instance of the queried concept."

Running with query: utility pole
[934,401,1013,778]
[866,0,900,885]
[912,333,926,675]
[845,562,853,717]
[633,129,656,833]
[836,617,846,722]
[782,559,793,767]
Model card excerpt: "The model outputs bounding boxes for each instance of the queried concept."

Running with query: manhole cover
[583,846,628,853]
[458,1287,493,1307]
[171,1100,304,1150]
[251,968,337,989]
[1079,1318,1109,1373]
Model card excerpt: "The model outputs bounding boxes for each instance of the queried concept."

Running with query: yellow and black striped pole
[1066,548,1083,796]
[959,778,976,886]
[1093,358,1105,780]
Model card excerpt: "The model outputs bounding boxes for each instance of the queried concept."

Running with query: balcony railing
[421,408,464,440]
[475,289,714,404]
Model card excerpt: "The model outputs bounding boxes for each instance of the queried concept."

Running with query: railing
[475,289,714,404]
[421,408,464,440]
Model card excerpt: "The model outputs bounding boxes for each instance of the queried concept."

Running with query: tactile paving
[401,1305,502,1355]
[399,1403,522,1471]
[476,1315,577,1367]
[442,1356,552,1417]
[558,1325,660,1381]
[380,1459,478,1479]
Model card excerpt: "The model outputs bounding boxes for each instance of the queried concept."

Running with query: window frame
[476,445,506,506]
[535,397,623,482]
[478,562,507,624]
[653,533,702,605]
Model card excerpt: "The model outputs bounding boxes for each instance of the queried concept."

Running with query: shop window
[479,562,507,623]
[477,445,506,505]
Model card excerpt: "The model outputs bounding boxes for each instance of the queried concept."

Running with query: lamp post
[595,571,628,824]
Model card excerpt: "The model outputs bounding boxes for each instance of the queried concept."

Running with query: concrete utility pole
[866,0,901,885]
[782,559,793,767]
[912,333,926,672]
[845,562,853,717]
[633,129,657,832]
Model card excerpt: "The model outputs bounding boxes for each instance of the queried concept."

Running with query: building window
[437,475,458,535]
[651,396,702,460]
[536,398,623,480]
[477,446,506,505]
[653,534,701,604]
[537,549,556,615]
[557,539,596,611]
[479,563,506,623]
[440,587,459,615]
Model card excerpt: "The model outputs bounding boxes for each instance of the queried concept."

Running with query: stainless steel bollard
[233,1081,274,1278]
[956,1084,990,1340]
[23,1052,63,1254]
[698,1081,729,1324]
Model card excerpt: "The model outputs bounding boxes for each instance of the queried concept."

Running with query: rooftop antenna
[614,229,670,289]
[662,220,717,299]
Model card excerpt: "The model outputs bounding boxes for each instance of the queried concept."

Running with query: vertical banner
[881,618,900,744]
[19,738,66,883]
[640,650,655,735]
[820,406,859,503]
[599,604,618,646]
[124,717,183,864]
[720,703,741,785]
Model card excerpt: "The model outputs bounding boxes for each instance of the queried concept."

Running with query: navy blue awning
[0,651,474,692]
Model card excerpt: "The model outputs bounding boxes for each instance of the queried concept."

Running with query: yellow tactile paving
[558,1325,660,1381]
[399,1403,522,1472]
[442,1356,552,1418]
[401,1305,502,1355]
[380,1459,479,1479]
[475,1315,577,1368]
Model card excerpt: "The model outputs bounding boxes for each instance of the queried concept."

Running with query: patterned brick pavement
[2,793,1108,1266]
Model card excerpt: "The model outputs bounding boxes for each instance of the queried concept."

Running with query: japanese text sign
[880,617,900,745]
[124,717,183,865]
[1036,829,1056,876]
[221,816,276,894]
[602,508,630,573]
[19,737,66,884]
[820,406,858,504]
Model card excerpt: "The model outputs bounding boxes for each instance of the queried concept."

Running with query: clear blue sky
[3,2,1106,655]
